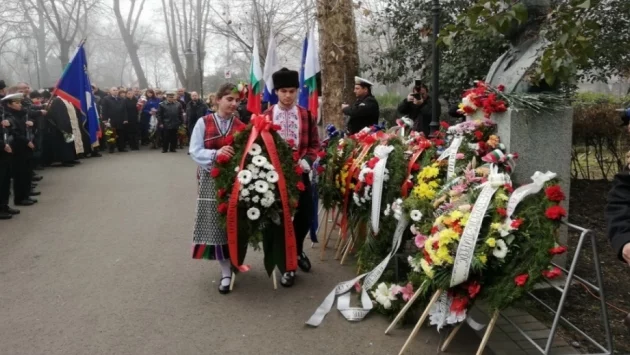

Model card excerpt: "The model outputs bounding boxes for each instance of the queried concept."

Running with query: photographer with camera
[397,80,440,137]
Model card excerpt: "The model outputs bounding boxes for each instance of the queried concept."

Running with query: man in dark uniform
[342,76,380,135]
[1,87,20,219]
[100,87,128,153]
[157,91,183,153]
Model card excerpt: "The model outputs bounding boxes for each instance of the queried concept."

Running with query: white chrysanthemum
[252,155,267,167]
[240,188,250,197]
[255,180,270,193]
[353,193,361,206]
[237,170,253,185]
[383,169,390,181]
[234,167,240,173]
[248,184,255,190]
[249,143,262,156]
[264,163,274,171]
[264,190,274,199]
[371,283,397,310]
[493,239,508,259]
[408,255,422,272]
[358,167,372,182]
[360,197,366,203]
[410,210,423,222]
[261,197,274,208]
[247,163,255,171]
[252,195,260,203]
[266,170,279,183]
[384,204,391,216]
[410,224,418,235]
[247,207,261,220]
[269,184,276,190]
[258,171,267,179]
[251,167,260,175]
[244,197,251,202]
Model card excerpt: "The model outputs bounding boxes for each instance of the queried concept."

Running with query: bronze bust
[485,0,552,93]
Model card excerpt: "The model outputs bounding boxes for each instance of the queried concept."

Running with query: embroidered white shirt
[272,105,299,149]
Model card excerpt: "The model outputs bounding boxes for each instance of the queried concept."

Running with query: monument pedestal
[493,108,573,250]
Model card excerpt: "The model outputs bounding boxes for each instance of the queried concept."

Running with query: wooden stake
[229,272,236,291]
[385,281,427,334]
[335,235,348,260]
[272,270,278,290]
[440,322,464,352]
[340,235,354,265]
[476,310,499,355]
[319,209,331,260]
[312,206,327,248]
[398,290,442,355]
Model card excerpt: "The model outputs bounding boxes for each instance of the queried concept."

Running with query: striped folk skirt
[191,171,229,260]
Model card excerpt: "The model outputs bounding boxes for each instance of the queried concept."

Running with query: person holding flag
[261,68,320,287]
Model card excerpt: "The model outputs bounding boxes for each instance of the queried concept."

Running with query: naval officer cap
[1,93,24,102]
[354,76,374,88]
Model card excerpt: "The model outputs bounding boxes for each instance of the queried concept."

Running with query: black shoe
[29,191,41,196]
[1,206,20,215]
[91,152,102,158]
[31,183,37,188]
[118,149,128,153]
[32,176,43,182]
[27,198,38,203]
[131,147,140,151]
[170,150,177,153]
[219,276,232,294]
[162,150,168,153]
[61,162,74,167]
[15,200,35,206]
[72,160,81,164]
[109,149,115,154]
[280,271,296,287]
[298,252,311,272]
[0,212,12,220]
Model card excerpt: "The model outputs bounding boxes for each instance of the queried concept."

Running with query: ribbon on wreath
[371,145,395,234]
[306,215,410,327]
[438,135,464,180]
[500,171,557,236]
[227,114,297,272]
[340,140,375,239]
[450,165,509,287]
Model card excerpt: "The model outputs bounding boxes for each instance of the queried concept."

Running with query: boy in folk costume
[262,68,320,287]
[190,83,247,294]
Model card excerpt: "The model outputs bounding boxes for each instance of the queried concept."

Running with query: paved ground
[0,150,486,355]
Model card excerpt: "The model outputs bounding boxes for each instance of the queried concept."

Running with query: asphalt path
[0,150,485,355]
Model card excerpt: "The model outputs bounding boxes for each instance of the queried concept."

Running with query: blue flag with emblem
[53,41,100,146]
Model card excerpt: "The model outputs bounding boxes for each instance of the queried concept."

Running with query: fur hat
[272,68,299,90]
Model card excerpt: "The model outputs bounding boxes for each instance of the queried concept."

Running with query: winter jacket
[186,100,209,133]
[157,100,184,129]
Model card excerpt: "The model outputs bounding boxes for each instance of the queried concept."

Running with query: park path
[0,150,485,355]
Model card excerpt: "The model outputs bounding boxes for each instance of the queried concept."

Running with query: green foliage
[375,93,404,108]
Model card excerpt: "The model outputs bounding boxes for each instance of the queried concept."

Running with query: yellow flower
[479,255,487,264]
[486,238,496,247]
[437,246,454,264]
[420,259,434,278]
[450,210,463,221]
[490,223,502,231]
[435,215,445,227]
[460,213,470,226]
[438,228,458,244]
[428,180,440,189]
[418,164,440,180]
[340,188,346,194]
[417,183,436,200]
[496,193,509,202]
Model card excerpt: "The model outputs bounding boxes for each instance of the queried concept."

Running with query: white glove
[299,159,311,173]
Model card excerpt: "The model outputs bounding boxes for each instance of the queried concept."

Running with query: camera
[411,93,421,100]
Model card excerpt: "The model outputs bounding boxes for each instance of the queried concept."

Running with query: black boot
[297,252,312,272]
[0,211,12,220]
[1,206,20,215]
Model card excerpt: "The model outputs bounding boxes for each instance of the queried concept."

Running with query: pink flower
[456,153,465,160]
[354,282,362,292]
[392,283,415,302]
[414,234,428,249]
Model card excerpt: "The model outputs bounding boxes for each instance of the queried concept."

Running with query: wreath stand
[386,222,613,355]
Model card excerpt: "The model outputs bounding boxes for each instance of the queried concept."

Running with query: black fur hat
[272,68,299,90]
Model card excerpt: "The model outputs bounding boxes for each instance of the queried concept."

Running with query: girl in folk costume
[189,83,246,294]
[262,68,320,287]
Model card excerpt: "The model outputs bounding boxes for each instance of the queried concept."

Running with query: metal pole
[429,0,441,135]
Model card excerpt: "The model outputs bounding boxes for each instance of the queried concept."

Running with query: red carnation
[316,166,325,174]
[317,151,327,159]
[430,225,439,235]
[497,84,506,92]
[217,188,226,199]
[545,185,565,202]
[411,163,420,172]
[433,139,445,146]
[210,167,220,178]
[287,139,296,148]
[463,106,476,114]
[473,130,484,140]
[224,136,234,145]
[216,154,230,164]
[542,267,562,279]
[511,218,524,229]
[295,165,304,175]
[549,245,567,255]
[514,274,529,287]
[271,124,281,131]
[496,207,507,216]
[545,205,566,220]
[468,282,481,299]
[296,181,305,191]
[365,172,374,185]
[367,157,380,169]
[217,202,228,214]
[450,295,469,314]
[503,183,514,193]
[292,151,300,161]
[362,135,377,146]
[440,121,450,129]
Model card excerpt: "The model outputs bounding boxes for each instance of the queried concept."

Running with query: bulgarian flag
[304,30,321,119]
[247,31,263,115]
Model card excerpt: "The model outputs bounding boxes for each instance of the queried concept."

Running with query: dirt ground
[527,179,630,354]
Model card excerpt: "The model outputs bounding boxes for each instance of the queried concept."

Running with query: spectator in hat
[157,91,184,153]
[398,80,441,137]
[342,76,380,134]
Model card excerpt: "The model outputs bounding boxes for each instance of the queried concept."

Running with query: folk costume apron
[192,113,246,260]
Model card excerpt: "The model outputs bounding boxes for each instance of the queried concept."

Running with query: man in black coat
[157,91,183,153]
[186,91,208,140]
[1,95,19,219]
[397,80,441,137]
[342,76,380,135]
[100,87,128,153]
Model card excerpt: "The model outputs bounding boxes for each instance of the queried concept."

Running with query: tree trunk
[59,41,71,69]
[316,0,359,130]
[35,9,51,87]
[113,0,149,89]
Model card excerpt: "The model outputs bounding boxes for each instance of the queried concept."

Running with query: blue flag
[53,43,100,146]
[298,36,309,108]
[262,86,278,106]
